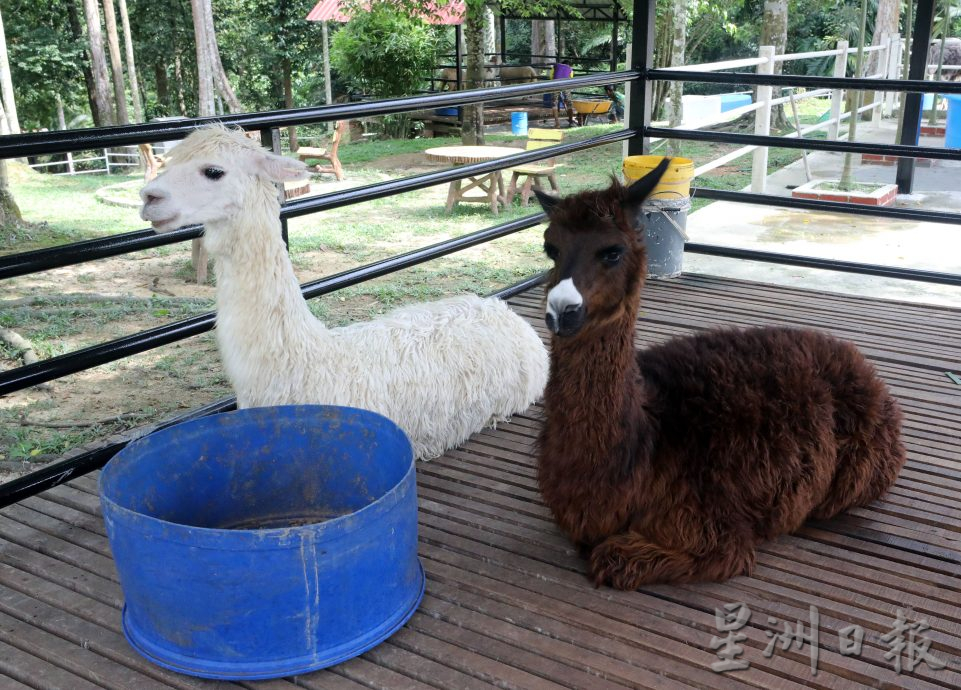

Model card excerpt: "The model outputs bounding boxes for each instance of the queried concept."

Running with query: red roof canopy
[306,0,465,24]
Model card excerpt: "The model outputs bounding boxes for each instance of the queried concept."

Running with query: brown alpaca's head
[536,158,670,338]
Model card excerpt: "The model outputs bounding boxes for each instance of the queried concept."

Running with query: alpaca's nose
[545,303,585,337]
[546,278,586,337]
[141,187,167,207]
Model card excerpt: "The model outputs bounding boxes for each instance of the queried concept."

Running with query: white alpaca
[139,125,548,459]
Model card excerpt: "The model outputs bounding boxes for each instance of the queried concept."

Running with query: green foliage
[330,2,440,98]
[5,0,87,129]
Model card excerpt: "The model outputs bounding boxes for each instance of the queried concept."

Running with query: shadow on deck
[2,274,960,689]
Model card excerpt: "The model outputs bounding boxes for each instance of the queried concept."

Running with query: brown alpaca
[534,160,907,590]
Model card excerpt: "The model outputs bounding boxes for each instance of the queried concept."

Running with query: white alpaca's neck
[207,184,327,404]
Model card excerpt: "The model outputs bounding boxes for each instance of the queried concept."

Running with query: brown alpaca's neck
[544,309,643,455]
[539,290,657,546]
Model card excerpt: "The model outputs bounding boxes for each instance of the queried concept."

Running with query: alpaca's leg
[590,533,696,589]
[589,530,756,589]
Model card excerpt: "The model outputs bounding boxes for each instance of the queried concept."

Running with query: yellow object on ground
[623,155,695,200]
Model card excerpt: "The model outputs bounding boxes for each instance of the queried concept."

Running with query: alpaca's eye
[203,167,225,181]
[599,246,625,266]
[544,243,559,261]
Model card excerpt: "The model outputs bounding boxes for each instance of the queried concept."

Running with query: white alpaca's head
[139,125,307,237]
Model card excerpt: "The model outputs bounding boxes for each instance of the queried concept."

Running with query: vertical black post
[627,0,656,155]
[611,12,620,73]
[455,24,464,92]
[896,0,937,192]
[260,127,289,249]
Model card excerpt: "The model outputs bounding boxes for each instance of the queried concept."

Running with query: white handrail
[667,35,906,193]
[660,57,769,72]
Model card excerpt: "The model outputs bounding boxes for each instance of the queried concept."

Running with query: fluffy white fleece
[140,126,548,459]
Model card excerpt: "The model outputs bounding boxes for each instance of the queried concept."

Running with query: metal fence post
[751,46,775,194]
[626,0,655,157]
[897,0,937,193]
[828,40,848,141]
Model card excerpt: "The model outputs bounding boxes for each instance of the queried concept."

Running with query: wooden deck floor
[2,275,960,689]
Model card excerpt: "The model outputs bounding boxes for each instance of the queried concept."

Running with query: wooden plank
[0,674,33,690]
[0,637,107,690]
[3,275,961,689]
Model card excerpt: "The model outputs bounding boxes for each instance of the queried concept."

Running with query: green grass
[7,172,145,251]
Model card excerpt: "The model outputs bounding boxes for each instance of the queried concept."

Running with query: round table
[424,145,522,214]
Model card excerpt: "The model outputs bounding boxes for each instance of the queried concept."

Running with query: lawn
[0,102,821,468]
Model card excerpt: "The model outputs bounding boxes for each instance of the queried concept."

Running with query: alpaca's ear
[257,152,309,182]
[534,189,560,215]
[622,157,671,212]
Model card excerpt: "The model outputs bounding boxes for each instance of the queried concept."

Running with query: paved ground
[684,117,961,307]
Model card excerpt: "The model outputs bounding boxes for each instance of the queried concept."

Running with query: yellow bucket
[623,155,695,200]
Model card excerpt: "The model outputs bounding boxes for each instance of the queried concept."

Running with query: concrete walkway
[684,117,961,307]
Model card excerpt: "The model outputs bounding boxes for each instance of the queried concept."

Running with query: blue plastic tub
[720,93,752,112]
[511,111,528,135]
[100,405,423,680]
[946,94,961,149]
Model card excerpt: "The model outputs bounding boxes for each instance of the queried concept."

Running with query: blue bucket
[511,111,528,135]
[100,405,423,680]
[945,94,961,149]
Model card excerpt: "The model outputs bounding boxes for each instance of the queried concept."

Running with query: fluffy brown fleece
[534,161,907,589]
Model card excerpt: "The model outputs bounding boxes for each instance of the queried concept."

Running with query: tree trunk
[668,0,687,156]
[67,0,101,126]
[0,156,23,233]
[0,8,20,134]
[483,6,496,60]
[867,0,899,76]
[154,62,169,112]
[174,53,188,116]
[189,0,215,116]
[322,21,332,105]
[283,59,297,151]
[864,0,899,110]
[461,8,486,145]
[760,0,788,129]
[653,14,673,120]
[82,0,115,125]
[101,0,129,124]
[202,0,242,112]
[839,0,869,191]
[117,0,144,122]
[531,20,556,67]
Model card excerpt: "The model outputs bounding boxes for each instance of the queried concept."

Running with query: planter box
[920,124,946,137]
[791,179,898,207]
[861,154,935,167]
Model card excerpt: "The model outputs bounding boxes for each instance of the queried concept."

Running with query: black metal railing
[0,71,632,506]
[2,0,958,508]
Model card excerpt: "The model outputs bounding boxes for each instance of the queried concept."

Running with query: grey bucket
[640,197,690,279]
